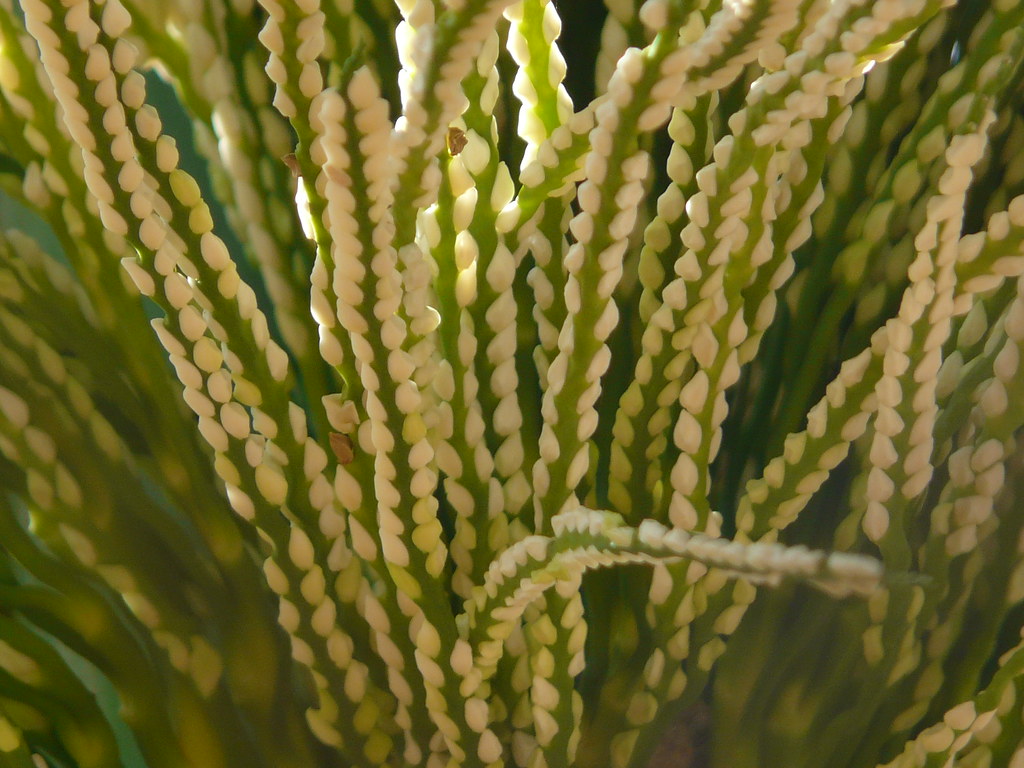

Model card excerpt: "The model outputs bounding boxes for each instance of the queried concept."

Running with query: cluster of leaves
[0,0,1022,767]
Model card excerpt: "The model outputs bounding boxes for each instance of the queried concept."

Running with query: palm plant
[0,0,1023,767]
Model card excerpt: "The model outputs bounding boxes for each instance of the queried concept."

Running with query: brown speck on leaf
[282,153,301,177]
[446,126,468,156]
[329,432,355,464]
[646,701,711,768]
